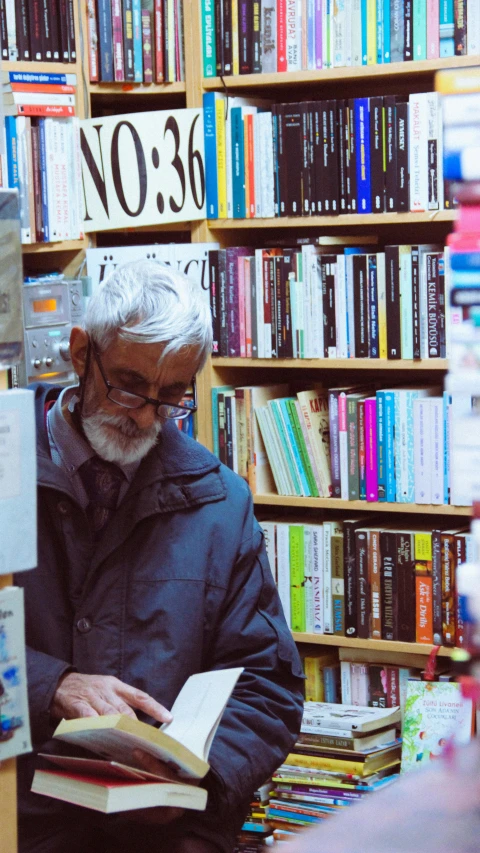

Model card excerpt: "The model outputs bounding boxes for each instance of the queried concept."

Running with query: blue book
[450,251,480,271]
[38,120,50,243]
[279,398,311,497]
[376,391,387,501]
[268,399,302,496]
[354,98,372,213]
[203,92,220,218]
[376,0,384,63]
[96,0,114,82]
[440,37,455,56]
[132,0,143,82]
[440,0,454,24]
[383,0,391,60]
[368,254,379,357]
[4,116,19,190]
[8,71,77,84]
[231,107,246,218]
[382,390,396,502]
[361,0,368,64]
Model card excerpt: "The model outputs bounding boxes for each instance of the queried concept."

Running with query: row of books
[258,516,472,646]
[203,91,448,221]
[2,74,77,118]
[86,0,184,83]
[201,0,474,77]
[208,243,454,360]
[0,0,76,62]
[213,382,474,506]
[3,115,84,244]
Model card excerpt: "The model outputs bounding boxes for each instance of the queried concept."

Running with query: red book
[112,0,125,81]
[277,0,287,71]
[154,0,164,83]
[13,104,76,117]
[9,83,76,94]
[416,574,433,644]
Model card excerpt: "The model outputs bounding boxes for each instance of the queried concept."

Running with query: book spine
[328,390,341,498]
[427,0,440,57]
[311,525,323,633]
[416,573,433,643]
[261,0,277,71]
[331,527,345,636]
[201,0,216,76]
[66,0,76,59]
[385,244,401,359]
[141,9,154,83]
[290,524,306,632]
[431,528,443,644]
[390,0,404,61]
[31,123,44,243]
[154,0,164,81]
[376,391,386,501]
[347,396,360,501]
[370,96,385,212]
[355,97,372,213]
[397,532,416,642]
[441,533,456,646]
[358,400,366,500]
[370,529,381,639]
[323,523,333,633]
[365,398,378,501]
[396,100,409,211]
[203,92,219,219]
[344,520,359,638]
[380,529,398,640]
[355,530,370,639]
[368,254,378,357]
[132,0,143,81]
[383,390,396,502]
[404,0,413,58]
[454,0,467,54]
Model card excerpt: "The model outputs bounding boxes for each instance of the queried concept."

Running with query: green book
[289,524,306,633]
[285,399,320,497]
[201,0,216,77]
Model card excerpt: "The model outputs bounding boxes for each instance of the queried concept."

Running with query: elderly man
[16,261,304,853]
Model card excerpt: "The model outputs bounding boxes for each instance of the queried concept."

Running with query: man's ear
[69,327,89,379]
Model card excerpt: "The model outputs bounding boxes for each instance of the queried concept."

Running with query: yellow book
[285,752,400,777]
[0,370,8,390]
[215,96,227,218]
[436,67,480,94]
[303,656,324,702]
[366,0,377,65]
[231,0,239,75]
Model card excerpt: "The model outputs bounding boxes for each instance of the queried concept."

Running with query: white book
[286,0,302,70]
[258,112,275,218]
[399,245,413,359]
[426,92,441,212]
[418,244,443,358]
[4,92,76,106]
[4,0,17,61]
[259,520,277,582]
[44,119,61,242]
[0,587,32,761]
[322,521,333,634]
[351,0,362,65]
[276,522,292,627]
[254,249,265,358]
[467,0,480,56]
[14,117,32,244]
[345,252,356,357]
[344,0,352,65]
[430,396,445,504]
[335,254,348,358]
[395,386,439,503]
[409,92,429,212]
[310,523,324,634]
[413,397,432,504]
[442,92,480,127]
[332,0,346,66]
[56,119,71,241]
[0,390,36,574]
[340,662,352,705]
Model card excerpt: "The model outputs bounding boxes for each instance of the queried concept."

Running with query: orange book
[9,83,76,94]
[416,574,433,644]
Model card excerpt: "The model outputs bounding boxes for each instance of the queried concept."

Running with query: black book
[252,0,261,72]
[367,253,379,358]
[49,0,60,60]
[222,0,232,74]
[380,530,398,641]
[396,532,416,643]
[369,96,385,213]
[321,254,337,357]
[385,245,401,359]
[395,100,409,211]
[123,0,135,80]
[313,101,325,214]
[347,98,357,212]
[300,103,311,215]
[426,251,441,358]
[306,103,317,214]
[355,529,370,640]
[384,96,397,212]
[344,518,372,638]
[224,394,234,470]
[352,254,369,359]
[284,104,303,216]
[66,0,76,60]
[239,0,253,74]
[438,254,446,358]
[0,0,7,59]
[454,0,467,56]
[368,665,388,708]
[404,0,413,60]
[325,99,339,214]
[41,0,53,59]
[57,0,69,61]
[278,251,294,358]
[337,99,348,213]
[208,250,220,356]
[275,104,288,217]
[15,0,30,59]
[431,529,443,645]
[29,0,43,60]
[214,0,224,74]
[217,249,228,357]
[411,246,421,359]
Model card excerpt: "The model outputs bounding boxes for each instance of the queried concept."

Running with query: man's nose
[127,403,158,429]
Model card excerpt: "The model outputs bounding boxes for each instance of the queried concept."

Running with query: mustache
[92,410,161,440]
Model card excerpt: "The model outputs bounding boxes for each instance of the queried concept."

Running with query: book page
[161,667,243,760]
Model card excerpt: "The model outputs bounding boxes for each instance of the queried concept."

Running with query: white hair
[84,260,212,369]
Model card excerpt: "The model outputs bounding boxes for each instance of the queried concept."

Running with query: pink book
[244,257,253,358]
[277,0,287,71]
[427,0,439,59]
[238,255,246,358]
[112,0,125,81]
[456,205,480,232]
[364,397,378,502]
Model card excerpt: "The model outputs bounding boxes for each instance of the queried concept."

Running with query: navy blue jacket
[16,384,304,852]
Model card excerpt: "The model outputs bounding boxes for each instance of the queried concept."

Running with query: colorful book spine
[132,0,143,81]
[289,524,306,632]
[413,0,427,59]
[355,98,372,213]
[203,92,219,218]
[364,397,378,501]
[201,0,216,76]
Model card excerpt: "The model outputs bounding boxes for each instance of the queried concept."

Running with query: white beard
[82,409,162,464]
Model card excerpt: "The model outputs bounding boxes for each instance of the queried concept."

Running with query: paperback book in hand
[31,667,243,813]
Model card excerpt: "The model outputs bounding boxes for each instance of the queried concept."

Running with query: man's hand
[49,672,173,724]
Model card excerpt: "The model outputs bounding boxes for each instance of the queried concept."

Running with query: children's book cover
[0,586,32,760]
[400,680,473,773]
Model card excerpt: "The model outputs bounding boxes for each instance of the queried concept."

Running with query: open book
[31,667,243,813]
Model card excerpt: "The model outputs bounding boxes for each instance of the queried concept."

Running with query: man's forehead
[106,337,199,383]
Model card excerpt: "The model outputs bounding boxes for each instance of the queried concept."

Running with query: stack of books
[234,781,273,852]
[2,71,83,245]
[269,703,401,836]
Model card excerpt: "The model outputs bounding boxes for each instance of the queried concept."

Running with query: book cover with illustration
[400,680,473,773]
[0,586,32,760]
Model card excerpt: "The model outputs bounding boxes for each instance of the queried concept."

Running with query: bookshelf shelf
[208,211,456,229]
[3,60,81,75]
[253,494,471,516]
[291,632,454,658]
[89,82,186,96]
[202,55,480,91]
[22,240,88,254]
[212,357,449,371]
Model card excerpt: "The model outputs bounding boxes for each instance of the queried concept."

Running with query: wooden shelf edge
[291,632,454,657]
[3,60,81,75]
[208,211,456,229]
[212,357,449,370]
[22,240,87,254]
[203,56,480,90]
[89,82,186,96]
[253,494,471,515]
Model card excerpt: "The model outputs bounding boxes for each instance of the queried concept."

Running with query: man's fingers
[124,689,173,723]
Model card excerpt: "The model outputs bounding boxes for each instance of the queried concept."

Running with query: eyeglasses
[90,344,197,420]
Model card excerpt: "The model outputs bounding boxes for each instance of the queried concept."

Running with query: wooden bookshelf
[202,55,480,90]
[253,495,471,515]
[212,358,449,371]
[291,632,454,658]
[89,82,186,96]
[22,240,88,254]
[208,210,457,229]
